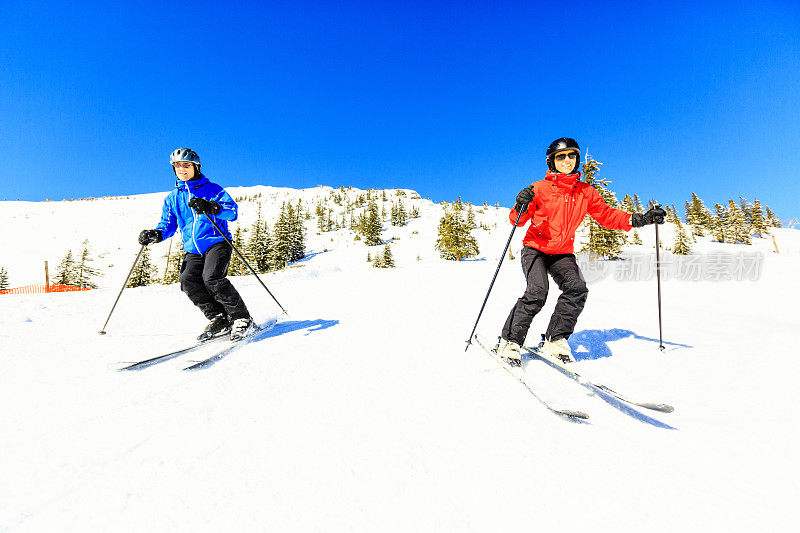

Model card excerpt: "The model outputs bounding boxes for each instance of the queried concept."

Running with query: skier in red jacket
[498,137,665,364]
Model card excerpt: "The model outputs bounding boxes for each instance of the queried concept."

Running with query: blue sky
[2,0,798,221]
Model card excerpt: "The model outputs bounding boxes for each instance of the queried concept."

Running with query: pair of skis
[110,319,276,372]
[472,334,675,427]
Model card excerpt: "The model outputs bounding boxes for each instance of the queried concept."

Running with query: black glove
[631,206,667,228]
[514,187,534,213]
[138,229,162,245]
[188,197,221,215]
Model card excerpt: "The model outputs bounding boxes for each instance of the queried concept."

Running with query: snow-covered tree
[373,243,396,268]
[359,200,383,246]
[766,206,782,228]
[0,267,9,291]
[579,154,626,259]
[685,193,713,233]
[466,203,477,231]
[161,237,184,284]
[75,239,102,289]
[621,194,635,214]
[55,250,76,285]
[288,200,306,262]
[666,204,680,225]
[270,201,306,269]
[672,219,692,255]
[228,226,250,276]
[271,202,292,269]
[249,203,272,272]
[632,194,644,214]
[748,198,769,238]
[712,203,727,242]
[381,243,395,268]
[391,200,408,227]
[685,193,710,237]
[127,247,157,288]
[436,203,479,261]
[726,199,751,245]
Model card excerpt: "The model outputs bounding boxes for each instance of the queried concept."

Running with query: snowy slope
[1,187,799,532]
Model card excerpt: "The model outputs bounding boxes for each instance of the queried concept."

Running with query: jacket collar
[175,174,208,191]
[545,170,581,190]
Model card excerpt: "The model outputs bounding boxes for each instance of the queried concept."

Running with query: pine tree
[727,199,751,244]
[435,203,479,261]
[162,237,184,284]
[712,203,726,242]
[360,200,383,246]
[316,203,327,233]
[249,203,272,272]
[75,239,102,289]
[685,193,712,237]
[631,229,643,245]
[632,194,644,214]
[466,203,477,230]
[672,219,692,255]
[391,200,408,227]
[381,243,395,268]
[666,204,680,224]
[765,206,782,228]
[127,247,156,287]
[579,154,626,259]
[288,200,306,262]
[621,194,635,214]
[0,267,9,291]
[55,250,76,285]
[271,202,291,269]
[749,199,769,237]
[228,226,250,276]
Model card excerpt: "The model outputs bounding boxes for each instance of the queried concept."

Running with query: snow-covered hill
[1,186,799,532]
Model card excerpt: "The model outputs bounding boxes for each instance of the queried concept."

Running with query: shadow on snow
[565,328,693,362]
[258,318,339,340]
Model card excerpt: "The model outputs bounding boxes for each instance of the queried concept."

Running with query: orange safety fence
[0,283,93,295]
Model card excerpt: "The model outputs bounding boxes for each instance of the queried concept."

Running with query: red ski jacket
[509,170,633,255]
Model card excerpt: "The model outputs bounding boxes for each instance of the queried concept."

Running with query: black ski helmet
[170,147,201,176]
[546,137,580,173]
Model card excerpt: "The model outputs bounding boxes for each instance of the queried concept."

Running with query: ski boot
[539,337,575,364]
[198,313,231,342]
[497,339,523,366]
[230,317,255,341]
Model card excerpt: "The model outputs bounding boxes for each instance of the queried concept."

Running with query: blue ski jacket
[155,175,238,255]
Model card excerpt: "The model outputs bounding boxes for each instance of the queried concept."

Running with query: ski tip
[108,362,135,371]
[559,410,590,420]
[642,403,675,413]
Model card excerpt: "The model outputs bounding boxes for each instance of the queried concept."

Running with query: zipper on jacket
[184,182,202,254]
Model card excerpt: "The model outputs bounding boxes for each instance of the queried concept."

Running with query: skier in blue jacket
[138,148,254,341]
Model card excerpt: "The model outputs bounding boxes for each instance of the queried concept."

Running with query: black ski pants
[501,246,588,346]
[180,242,250,321]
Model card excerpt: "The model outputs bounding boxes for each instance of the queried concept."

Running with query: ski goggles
[554,151,578,161]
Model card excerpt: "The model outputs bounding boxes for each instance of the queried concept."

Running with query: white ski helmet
[170,148,200,166]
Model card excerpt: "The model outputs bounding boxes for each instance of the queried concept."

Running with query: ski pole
[653,205,665,351]
[203,213,289,317]
[98,244,146,335]
[464,209,524,351]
